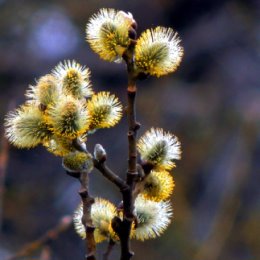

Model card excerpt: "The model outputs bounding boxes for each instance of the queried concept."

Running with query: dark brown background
[0,0,259,260]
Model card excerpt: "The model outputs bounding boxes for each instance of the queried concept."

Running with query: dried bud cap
[128,28,137,40]
[94,144,107,162]
[131,21,138,30]
[116,11,136,26]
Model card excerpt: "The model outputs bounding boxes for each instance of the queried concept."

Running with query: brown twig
[5,215,72,260]
[110,38,141,260]
[69,140,97,260]
[93,154,134,260]
[93,159,127,191]
[78,170,96,260]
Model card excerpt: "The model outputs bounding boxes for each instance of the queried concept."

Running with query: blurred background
[0,0,259,259]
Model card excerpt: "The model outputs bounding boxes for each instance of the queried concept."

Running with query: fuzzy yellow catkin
[135,27,184,77]
[133,196,173,241]
[52,60,93,99]
[43,136,74,157]
[46,95,90,139]
[86,8,135,62]
[26,74,59,107]
[63,151,93,173]
[137,128,181,170]
[87,91,123,130]
[5,104,52,148]
[141,170,175,202]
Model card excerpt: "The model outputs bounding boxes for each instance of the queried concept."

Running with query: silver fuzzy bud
[94,144,107,162]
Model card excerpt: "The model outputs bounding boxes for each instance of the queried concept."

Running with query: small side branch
[93,159,127,191]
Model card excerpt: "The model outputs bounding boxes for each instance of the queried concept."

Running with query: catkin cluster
[5,8,184,248]
[86,8,183,76]
[74,127,181,242]
[5,60,122,160]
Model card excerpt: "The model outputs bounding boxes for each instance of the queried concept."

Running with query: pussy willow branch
[93,159,149,260]
[93,80,139,260]
[92,39,154,260]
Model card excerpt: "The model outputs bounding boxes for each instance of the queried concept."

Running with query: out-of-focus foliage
[0,0,259,260]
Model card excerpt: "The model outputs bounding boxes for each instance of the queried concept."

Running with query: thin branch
[93,144,153,260]
[5,215,72,260]
[78,171,96,260]
[69,141,97,260]
[93,159,127,190]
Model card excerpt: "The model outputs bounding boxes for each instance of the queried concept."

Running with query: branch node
[127,171,139,183]
[134,122,141,131]
[78,189,88,198]
[128,130,133,137]
[86,225,95,232]
[72,138,87,153]
[137,164,145,179]
[140,161,155,175]
[120,185,130,193]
